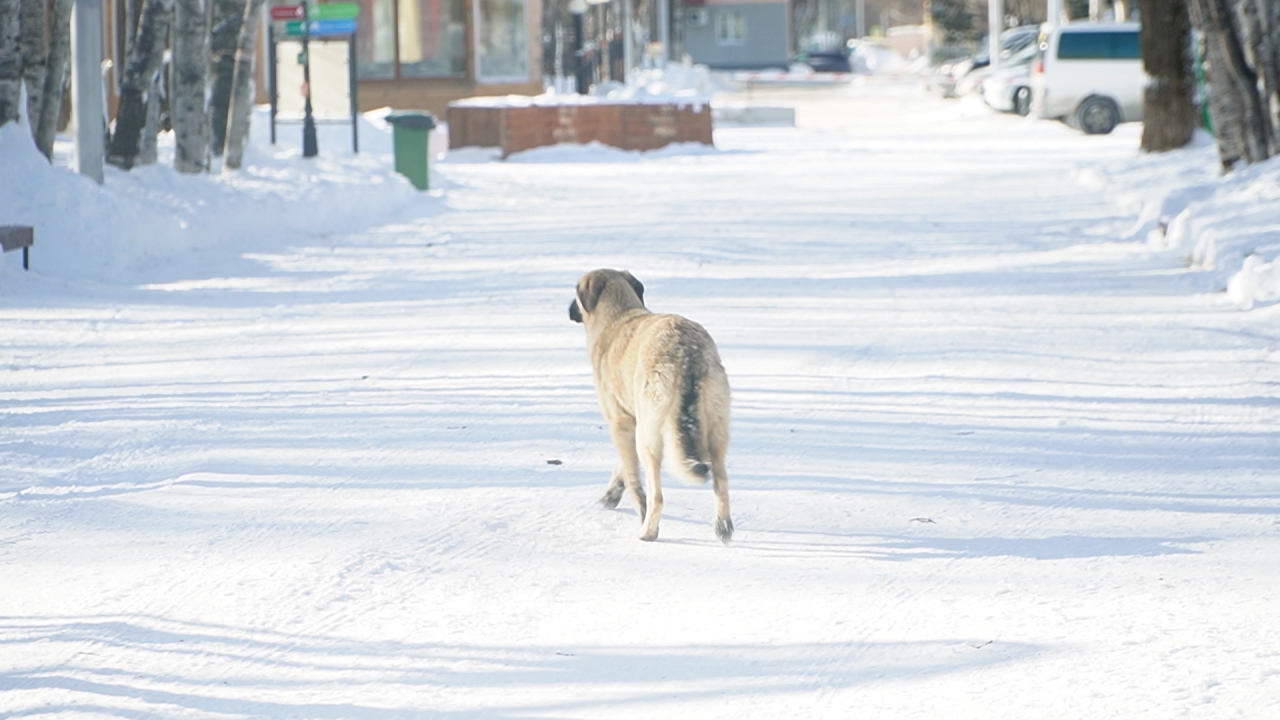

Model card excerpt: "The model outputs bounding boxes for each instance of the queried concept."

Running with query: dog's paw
[599,485,624,509]
[715,516,734,544]
[639,528,659,542]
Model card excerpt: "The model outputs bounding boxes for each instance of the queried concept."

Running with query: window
[1057,31,1140,60]
[715,11,746,47]
[477,0,529,81]
[1111,31,1141,60]
[355,0,465,79]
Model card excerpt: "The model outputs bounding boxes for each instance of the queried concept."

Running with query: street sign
[284,18,357,37]
[311,2,359,20]
[270,4,304,20]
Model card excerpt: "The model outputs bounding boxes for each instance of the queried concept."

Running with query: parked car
[930,25,1040,98]
[793,50,853,74]
[1030,21,1143,134]
[980,43,1039,115]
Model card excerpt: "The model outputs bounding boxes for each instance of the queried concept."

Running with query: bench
[1,225,33,270]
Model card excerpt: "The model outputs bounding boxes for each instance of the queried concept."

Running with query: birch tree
[208,0,246,156]
[0,0,21,127]
[1137,0,1196,152]
[222,0,264,170]
[107,0,174,169]
[34,0,72,158]
[1189,0,1277,169]
[172,0,210,172]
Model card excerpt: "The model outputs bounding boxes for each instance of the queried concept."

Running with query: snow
[452,63,717,109]
[3,80,1280,718]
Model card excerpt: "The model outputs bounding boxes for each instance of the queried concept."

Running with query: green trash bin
[386,110,438,191]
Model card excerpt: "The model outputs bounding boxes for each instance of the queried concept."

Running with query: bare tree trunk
[208,0,245,156]
[0,0,21,127]
[34,0,70,158]
[20,0,44,128]
[107,0,173,169]
[1190,0,1273,168]
[1236,0,1280,151]
[138,66,163,164]
[171,0,209,172]
[222,0,263,170]
[1138,0,1197,152]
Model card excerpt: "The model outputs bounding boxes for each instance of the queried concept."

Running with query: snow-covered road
[3,81,1279,718]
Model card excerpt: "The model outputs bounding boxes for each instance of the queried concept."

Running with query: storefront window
[355,0,465,79]
[476,0,529,81]
[400,0,466,77]
[357,0,396,78]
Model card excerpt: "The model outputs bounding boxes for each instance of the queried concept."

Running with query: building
[348,0,544,115]
[97,1,544,120]
[682,0,790,70]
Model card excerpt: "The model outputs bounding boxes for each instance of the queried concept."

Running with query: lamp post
[570,0,587,93]
[301,3,318,157]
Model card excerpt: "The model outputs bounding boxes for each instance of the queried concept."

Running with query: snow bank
[0,108,427,285]
[454,64,715,111]
[1081,131,1280,310]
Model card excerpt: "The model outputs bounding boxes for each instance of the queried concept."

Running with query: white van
[1030,21,1144,134]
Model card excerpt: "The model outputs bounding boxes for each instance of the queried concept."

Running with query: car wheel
[1013,87,1031,116]
[1077,97,1118,134]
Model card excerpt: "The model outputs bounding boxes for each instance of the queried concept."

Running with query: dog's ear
[623,271,644,305]
[568,298,583,323]
[576,273,607,314]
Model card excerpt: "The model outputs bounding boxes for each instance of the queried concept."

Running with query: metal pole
[301,4,318,157]
[71,0,104,184]
[268,23,277,145]
[657,0,669,64]
[1047,0,1064,26]
[856,0,865,38]
[349,33,358,154]
[571,2,587,93]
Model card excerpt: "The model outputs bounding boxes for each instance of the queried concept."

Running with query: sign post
[268,3,361,155]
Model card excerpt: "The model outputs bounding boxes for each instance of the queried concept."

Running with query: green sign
[311,2,359,20]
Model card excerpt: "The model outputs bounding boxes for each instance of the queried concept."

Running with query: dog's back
[626,313,730,485]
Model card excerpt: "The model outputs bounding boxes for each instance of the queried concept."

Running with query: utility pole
[658,0,669,64]
[71,0,104,183]
[989,0,1004,71]
[1047,0,1065,25]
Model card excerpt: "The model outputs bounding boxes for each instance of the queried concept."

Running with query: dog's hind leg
[606,415,647,521]
[637,422,665,542]
[600,464,626,508]
[710,438,733,544]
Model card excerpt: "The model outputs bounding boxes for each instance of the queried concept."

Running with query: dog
[569,269,733,543]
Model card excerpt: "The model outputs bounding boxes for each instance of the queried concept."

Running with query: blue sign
[285,18,357,37]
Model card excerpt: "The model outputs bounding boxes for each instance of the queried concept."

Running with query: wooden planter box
[447,101,713,157]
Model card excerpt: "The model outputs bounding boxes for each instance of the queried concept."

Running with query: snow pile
[1080,131,1280,310]
[455,63,716,110]
[0,108,427,285]
[604,62,718,102]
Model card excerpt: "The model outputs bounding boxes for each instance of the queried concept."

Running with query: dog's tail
[672,355,712,484]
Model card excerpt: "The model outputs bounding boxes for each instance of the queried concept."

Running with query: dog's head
[569,269,645,324]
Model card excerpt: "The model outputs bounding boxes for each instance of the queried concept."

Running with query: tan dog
[569,269,733,543]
